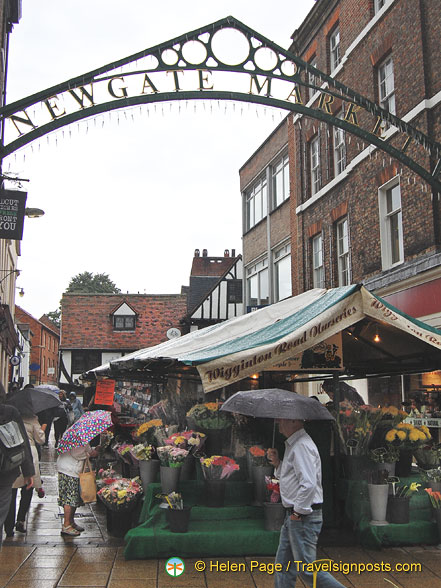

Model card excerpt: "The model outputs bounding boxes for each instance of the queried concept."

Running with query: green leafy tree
[45,309,61,328]
[65,271,121,294]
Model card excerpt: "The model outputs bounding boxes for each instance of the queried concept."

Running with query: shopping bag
[79,457,96,503]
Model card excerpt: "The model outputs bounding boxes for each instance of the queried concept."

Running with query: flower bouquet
[100,430,114,450]
[157,445,189,468]
[165,430,206,453]
[200,455,240,480]
[425,487,441,509]
[186,402,233,430]
[131,443,155,461]
[97,477,142,512]
[391,481,421,498]
[265,476,281,503]
[114,442,135,465]
[336,401,383,455]
[96,467,122,490]
[385,423,431,449]
[249,445,270,467]
[155,491,184,510]
[134,419,164,444]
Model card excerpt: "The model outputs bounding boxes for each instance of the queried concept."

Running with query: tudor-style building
[240,0,441,406]
[59,293,187,388]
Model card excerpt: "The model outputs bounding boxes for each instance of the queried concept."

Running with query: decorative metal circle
[280,60,298,77]
[254,47,278,71]
[182,40,207,65]
[161,49,179,66]
[211,28,250,66]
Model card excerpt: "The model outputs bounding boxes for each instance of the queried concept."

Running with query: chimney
[232,249,236,257]
[224,249,230,257]
[194,249,200,257]
[202,249,208,257]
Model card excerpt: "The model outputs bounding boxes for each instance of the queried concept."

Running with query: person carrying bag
[79,457,96,503]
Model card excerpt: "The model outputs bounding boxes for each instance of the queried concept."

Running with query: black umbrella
[7,385,62,416]
[220,388,334,445]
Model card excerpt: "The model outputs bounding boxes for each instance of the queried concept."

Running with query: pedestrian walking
[69,393,84,423]
[267,418,345,588]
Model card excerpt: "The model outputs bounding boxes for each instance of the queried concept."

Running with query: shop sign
[272,333,344,372]
[405,417,441,428]
[95,379,116,406]
[0,190,27,240]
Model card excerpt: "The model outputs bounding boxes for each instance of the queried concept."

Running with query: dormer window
[113,316,135,331]
[110,301,137,331]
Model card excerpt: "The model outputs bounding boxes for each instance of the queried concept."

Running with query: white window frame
[246,258,269,307]
[378,55,395,116]
[378,177,404,270]
[312,234,325,288]
[246,175,268,230]
[273,243,292,302]
[374,0,386,13]
[329,27,341,72]
[333,112,346,176]
[336,217,350,286]
[272,153,290,208]
[310,136,320,195]
[308,57,318,101]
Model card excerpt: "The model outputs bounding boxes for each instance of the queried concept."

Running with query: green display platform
[124,481,281,560]
[341,473,440,549]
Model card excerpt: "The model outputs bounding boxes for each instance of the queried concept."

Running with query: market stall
[84,284,441,556]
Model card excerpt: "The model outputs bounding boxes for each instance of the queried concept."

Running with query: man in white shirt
[267,418,345,588]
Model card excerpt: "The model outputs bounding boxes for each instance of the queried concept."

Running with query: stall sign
[95,379,116,406]
[0,190,27,240]
[271,333,344,372]
[405,417,441,428]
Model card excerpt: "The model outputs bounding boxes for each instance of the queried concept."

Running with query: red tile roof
[60,293,187,350]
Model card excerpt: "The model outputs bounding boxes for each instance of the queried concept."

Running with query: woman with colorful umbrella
[56,410,112,536]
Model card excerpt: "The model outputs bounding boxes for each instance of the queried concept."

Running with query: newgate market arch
[1,16,441,192]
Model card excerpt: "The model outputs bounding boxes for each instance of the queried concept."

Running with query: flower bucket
[251,465,274,506]
[166,506,192,533]
[160,466,180,494]
[387,496,410,524]
[343,455,372,480]
[204,479,226,507]
[396,449,413,478]
[368,483,389,526]
[179,455,195,481]
[373,461,396,477]
[139,459,159,490]
[263,502,285,531]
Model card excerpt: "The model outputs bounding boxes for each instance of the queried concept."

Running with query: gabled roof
[109,299,138,316]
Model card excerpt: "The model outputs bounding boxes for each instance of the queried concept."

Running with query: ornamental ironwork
[1,16,440,191]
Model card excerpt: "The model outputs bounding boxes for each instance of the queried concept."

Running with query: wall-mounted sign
[95,379,116,406]
[0,190,27,240]
[167,328,181,339]
[29,362,40,371]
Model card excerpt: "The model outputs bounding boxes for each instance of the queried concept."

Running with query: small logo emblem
[165,557,185,577]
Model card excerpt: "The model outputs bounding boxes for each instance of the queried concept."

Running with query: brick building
[59,293,187,387]
[240,0,441,405]
[14,306,60,386]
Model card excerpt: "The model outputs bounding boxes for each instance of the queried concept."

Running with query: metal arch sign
[1,16,441,192]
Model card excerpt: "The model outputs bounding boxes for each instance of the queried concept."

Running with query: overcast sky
[5,0,315,319]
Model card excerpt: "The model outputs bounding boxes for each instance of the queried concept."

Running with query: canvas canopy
[85,284,441,392]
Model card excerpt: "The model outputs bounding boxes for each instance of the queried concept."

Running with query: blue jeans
[274,511,345,588]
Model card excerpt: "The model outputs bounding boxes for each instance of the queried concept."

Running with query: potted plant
[248,446,273,506]
[131,443,159,490]
[157,492,192,534]
[413,443,441,470]
[199,455,240,507]
[367,469,389,526]
[388,480,420,524]
[186,402,233,455]
[385,423,431,477]
[157,446,189,494]
[368,446,399,477]
[425,487,441,544]
[263,476,285,531]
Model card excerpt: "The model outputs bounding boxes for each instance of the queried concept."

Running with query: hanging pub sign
[0,190,27,240]
[95,379,116,406]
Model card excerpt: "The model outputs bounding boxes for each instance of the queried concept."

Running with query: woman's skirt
[58,472,82,507]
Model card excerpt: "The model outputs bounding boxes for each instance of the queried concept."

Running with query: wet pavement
[1,439,441,587]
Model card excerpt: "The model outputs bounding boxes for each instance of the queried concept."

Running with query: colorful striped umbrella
[57,410,112,454]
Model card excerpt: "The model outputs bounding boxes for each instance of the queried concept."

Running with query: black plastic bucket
[166,506,192,533]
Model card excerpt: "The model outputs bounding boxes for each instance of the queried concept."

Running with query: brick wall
[61,293,188,350]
